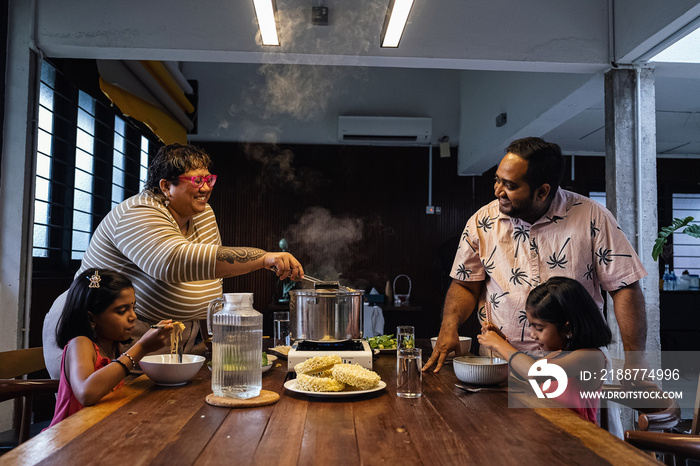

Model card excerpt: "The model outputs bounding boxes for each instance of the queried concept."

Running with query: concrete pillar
[0,0,37,430]
[604,67,659,432]
[604,67,660,356]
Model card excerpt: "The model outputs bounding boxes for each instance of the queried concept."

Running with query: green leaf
[653,216,695,261]
[683,224,700,239]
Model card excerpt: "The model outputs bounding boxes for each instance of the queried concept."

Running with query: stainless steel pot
[289,289,364,342]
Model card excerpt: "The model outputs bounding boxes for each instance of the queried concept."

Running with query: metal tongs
[303,275,339,289]
[303,275,352,291]
[269,265,350,291]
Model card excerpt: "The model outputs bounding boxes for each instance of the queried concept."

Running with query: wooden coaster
[205,390,280,408]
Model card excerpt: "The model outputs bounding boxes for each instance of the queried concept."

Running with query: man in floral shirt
[424,137,648,372]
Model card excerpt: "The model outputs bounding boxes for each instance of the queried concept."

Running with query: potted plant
[652,216,700,261]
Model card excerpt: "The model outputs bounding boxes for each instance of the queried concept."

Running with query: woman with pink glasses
[43,144,304,378]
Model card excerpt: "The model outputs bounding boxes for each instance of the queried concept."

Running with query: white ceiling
[32,0,700,174]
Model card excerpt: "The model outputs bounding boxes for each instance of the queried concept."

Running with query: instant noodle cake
[331,363,381,390]
[295,373,346,392]
[294,354,342,375]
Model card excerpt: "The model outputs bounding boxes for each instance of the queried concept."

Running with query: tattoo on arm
[216,247,266,264]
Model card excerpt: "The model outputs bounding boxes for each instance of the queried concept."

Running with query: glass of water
[396,325,415,353]
[397,347,422,398]
[273,311,291,347]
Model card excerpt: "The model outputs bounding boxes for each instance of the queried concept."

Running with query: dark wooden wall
[203,142,486,339]
[201,142,613,340]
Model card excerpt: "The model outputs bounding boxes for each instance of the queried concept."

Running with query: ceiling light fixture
[380,0,415,48]
[252,0,280,46]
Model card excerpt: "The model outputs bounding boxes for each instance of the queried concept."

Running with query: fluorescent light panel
[253,0,279,46]
[381,0,415,48]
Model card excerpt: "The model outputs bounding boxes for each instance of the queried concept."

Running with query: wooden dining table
[2,342,659,466]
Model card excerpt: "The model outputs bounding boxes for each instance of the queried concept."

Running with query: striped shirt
[77,192,223,322]
[450,188,647,352]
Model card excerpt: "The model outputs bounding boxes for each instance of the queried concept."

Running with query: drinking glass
[397,348,422,398]
[396,325,415,353]
[273,311,291,347]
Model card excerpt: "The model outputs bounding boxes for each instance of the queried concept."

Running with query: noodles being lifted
[170,322,186,355]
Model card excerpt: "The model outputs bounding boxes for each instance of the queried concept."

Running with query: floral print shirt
[450,188,647,352]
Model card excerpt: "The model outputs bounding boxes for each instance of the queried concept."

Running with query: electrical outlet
[435,207,442,214]
[496,112,507,127]
[312,7,328,25]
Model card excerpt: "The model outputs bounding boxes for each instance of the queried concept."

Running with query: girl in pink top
[478,277,612,424]
[47,269,174,427]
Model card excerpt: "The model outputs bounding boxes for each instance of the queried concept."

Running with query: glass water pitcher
[207,293,262,399]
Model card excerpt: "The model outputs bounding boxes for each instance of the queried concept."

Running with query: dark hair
[505,137,564,201]
[144,144,212,200]
[526,276,612,351]
[55,269,134,348]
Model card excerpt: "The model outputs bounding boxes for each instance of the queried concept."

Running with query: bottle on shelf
[668,268,678,291]
[662,265,672,291]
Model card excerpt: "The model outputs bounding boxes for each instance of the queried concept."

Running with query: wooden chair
[0,347,59,445]
[600,357,680,433]
[601,384,681,430]
[624,372,700,465]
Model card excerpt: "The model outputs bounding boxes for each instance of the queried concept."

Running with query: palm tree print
[590,219,600,238]
[477,215,496,232]
[546,237,571,269]
[512,225,530,258]
[478,305,486,323]
[565,201,582,213]
[462,228,476,252]
[456,264,471,280]
[595,247,631,266]
[583,263,596,281]
[488,291,509,309]
[546,215,565,224]
[529,237,539,256]
[517,309,529,341]
[509,267,531,286]
[482,246,497,274]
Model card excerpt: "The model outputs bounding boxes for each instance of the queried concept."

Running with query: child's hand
[480,322,507,341]
[140,320,174,353]
[477,330,505,353]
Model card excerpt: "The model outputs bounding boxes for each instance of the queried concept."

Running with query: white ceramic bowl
[140,354,205,386]
[453,356,508,385]
[430,336,472,357]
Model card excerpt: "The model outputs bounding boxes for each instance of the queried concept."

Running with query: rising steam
[241,2,381,122]
[286,206,364,281]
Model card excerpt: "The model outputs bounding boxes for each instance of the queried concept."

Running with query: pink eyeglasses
[177,175,217,188]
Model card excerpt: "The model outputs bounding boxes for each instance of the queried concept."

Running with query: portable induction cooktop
[287,339,373,372]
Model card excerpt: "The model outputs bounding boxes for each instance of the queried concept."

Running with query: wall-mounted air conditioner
[338,116,432,146]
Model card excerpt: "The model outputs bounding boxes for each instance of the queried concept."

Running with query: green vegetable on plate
[365,334,397,350]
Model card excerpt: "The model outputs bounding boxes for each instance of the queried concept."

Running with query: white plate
[284,379,386,398]
[267,346,291,359]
